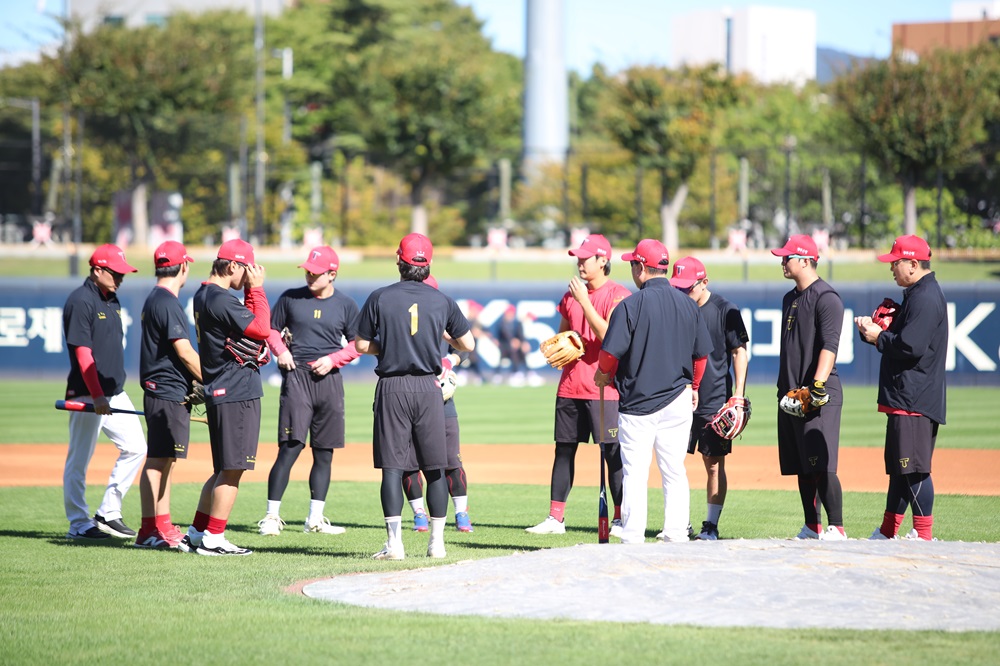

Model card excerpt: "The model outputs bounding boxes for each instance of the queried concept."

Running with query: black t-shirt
[63,278,127,398]
[140,286,195,402]
[193,282,263,405]
[695,292,750,416]
[270,286,360,366]
[354,280,471,378]
[777,278,843,402]
[602,278,713,416]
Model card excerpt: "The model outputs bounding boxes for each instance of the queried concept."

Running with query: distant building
[70,0,288,32]
[894,1,1000,58]
[671,6,816,86]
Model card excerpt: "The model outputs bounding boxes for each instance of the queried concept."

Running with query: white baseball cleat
[609,518,623,538]
[525,516,565,534]
[257,514,285,536]
[304,517,346,535]
[372,540,405,560]
[903,528,938,541]
[822,525,848,541]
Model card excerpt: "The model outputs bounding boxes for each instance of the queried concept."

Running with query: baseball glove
[540,330,585,370]
[440,369,458,402]
[779,380,829,418]
[224,336,271,369]
[709,396,751,440]
[871,298,900,331]
[183,380,205,406]
[280,326,293,348]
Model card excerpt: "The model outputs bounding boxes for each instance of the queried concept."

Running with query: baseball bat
[191,416,208,424]
[598,385,610,544]
[54,399,144,416]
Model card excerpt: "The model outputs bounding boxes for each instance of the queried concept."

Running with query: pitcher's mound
[303,539,1000,631]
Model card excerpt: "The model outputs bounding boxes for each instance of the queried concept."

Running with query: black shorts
[445,415,461,469]
[372,375,447,472]
[206,399,261,472]
[689,413,731,457]
[143,394,191,459]
[278,367,345,449]
[776,405,842,475]
[884,414,938,475]
[554,396,620,444]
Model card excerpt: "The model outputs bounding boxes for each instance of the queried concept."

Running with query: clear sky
[1,0,957,72]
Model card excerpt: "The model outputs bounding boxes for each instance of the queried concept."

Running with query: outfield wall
[1,278,996,387]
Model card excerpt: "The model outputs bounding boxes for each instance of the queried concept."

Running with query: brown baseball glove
[708,396,751,440]
[540,330,585,370]
[779,381,829,418]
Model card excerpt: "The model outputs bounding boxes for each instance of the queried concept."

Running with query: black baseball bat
[598,385,610,544]
[54,399,144,416]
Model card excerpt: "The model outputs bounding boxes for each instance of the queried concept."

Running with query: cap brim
[567,248,596,258]
[669,277,698,288]
[770,248,791,257]
[621,252,636,262]
[298,261,332,272]
[876,252,898,263]
[111,262,138,273]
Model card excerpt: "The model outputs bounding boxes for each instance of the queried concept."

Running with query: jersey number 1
[408,303,418,336]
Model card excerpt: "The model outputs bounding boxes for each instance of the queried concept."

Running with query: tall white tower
[523,0,568,177]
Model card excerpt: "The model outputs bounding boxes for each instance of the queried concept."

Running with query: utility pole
[254,0,265,244]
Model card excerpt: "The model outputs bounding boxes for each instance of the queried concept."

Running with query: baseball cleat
[94,514,136,538]
[257,514,285,536]
[455,511,474,533]
[525,516,566,534]
[869,527,897,540]
[133,530,173,549]
[695,521,719,541]
[795,524,822,539]
[372,541,405,560]
[412,511,429,532]
[304,517,346,535]
[195,534,252,556]
[822,525,848,541]
[66,525,111,541]
[609,519,624,538]
[177,527,204,553]
[903,528,938,541]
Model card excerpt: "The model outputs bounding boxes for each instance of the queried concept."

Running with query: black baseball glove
[183,380,205,406]
[225,336,272,369]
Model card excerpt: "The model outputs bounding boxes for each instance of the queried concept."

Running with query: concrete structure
[672,6,816,86]
[70,0,287,32]
[522,0,568,175]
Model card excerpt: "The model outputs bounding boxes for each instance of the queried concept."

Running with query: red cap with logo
[217,239,255,265]
[299,246,339,273]
[622,239,670,269]
[669,256,707,288]
[568,234,612,260]
[89,244,137,273]
[153,240,194,268]
[771,234,819,260]
[397,233,433,265]
[877,235,931,262]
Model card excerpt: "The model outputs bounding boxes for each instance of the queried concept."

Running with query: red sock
[141,516,157,533]
[880,511,904,538]
[549,501,566,522]
[154,514,172,534]
[614,505,622,520]
[206,516,228,535]
[192,511,210,532]
[913,515,934,540]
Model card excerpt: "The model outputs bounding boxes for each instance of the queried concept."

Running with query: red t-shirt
[556,279,631,400]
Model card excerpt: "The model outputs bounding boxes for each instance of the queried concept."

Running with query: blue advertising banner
[1,277,997,387]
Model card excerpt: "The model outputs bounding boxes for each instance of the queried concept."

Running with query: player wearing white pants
[617,387,693,544]
[64,392,147,534]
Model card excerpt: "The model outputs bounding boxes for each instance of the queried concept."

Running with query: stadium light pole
[253,0,265,245]
[783,135,797,227]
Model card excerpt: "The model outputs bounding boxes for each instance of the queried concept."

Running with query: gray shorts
[207,399,261,472]
[143,394,191,459]
[372,375,447,471]
[278,367,345,449]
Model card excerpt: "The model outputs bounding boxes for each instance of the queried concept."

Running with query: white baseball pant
[64,392,147,534]
[617,387,693,544]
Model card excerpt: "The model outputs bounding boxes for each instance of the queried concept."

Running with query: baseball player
[257,246,359,537]
[526,234,631,536]
[494,304,529,385]
[135,241,201,549]
[353,233,474,560]
[670,256,749,541]
[400,274,473,533]
[62,244,147,540]
[772,235,848,540]
[182,239,271,556]
[595,239,711,544]
[855,235,947,541]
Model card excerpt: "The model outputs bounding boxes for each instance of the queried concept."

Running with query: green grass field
[2,379,1000,664]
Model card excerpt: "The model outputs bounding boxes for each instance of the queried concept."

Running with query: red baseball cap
[217,239,255,265]
[669,256,707,288]
[299,246,339,273]
[771,234,819,260]
[89,244,137,273]
[877,235,931,262]
[622,239,670,269]
[568,234,612,260]
[397,233,433,265]
[153,240,194,268]
[424,274,439,289]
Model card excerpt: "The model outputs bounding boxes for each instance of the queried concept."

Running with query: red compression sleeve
[241,287,272,340]
[597,350,619,376]
[327,345,361,368]
[692,356,707,391]
[73,346,104,398]
[266,329,287,356]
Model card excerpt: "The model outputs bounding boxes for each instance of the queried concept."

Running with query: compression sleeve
[597,349,619,376]
[266,329,288,356]
[692,355,708,392]
[74,346,104,399]
[242,287,272,340]
[327,345,361,368]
